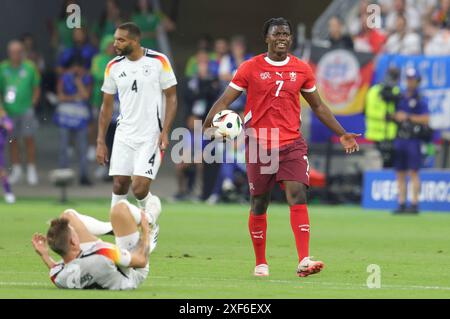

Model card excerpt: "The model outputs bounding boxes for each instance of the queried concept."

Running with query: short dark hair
[117,22,141,39]
[47,218,71,257]
[262,17,292,38]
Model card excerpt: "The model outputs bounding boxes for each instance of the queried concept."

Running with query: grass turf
[0,198,449,298]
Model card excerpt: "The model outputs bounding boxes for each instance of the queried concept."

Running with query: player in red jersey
[204,18,360,277]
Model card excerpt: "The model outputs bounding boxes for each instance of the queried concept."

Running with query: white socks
[27,164,38,185]
[115,232,140,251]
[111,193,128,208]
[111,192,154,224]
[125,200,154,225]
[136,191,152,210]
[69,210,113,236]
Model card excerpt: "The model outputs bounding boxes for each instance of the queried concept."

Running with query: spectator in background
[21,33,45,74]
[132,0,176,51]
[423,19,450,55]
[219,36,251,82]
[326,16,353,50]
[50,0,86,52]
[353,12,387,54]
[431,0,450,28]
[89,35,115,164]
[183,49,222,201]
[181,51,221,199]
[54,57,93,186]
[207,151,247,204]
[185,50,221,120]
[0,111,15,203]
[206,115,247,205]
[393,68,430,214]
[0,40,41,185]
[384,15,421,54]
[21,33,47,119]
[185,37,229,79]
[365,67,401,168]
[407,0,438,19]
[94,0,123,42]
[58,28,97,74]
[385,0,421,32]
[219,35,252,110]
[209,38,229,78]
[173,115,200,201]
[185,35,213,78]
[348,0,371,37]
[379,0,437,26]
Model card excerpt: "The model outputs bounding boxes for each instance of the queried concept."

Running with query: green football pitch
[0,198,449,299]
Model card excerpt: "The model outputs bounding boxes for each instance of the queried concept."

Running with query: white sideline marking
[1,277,450,291]
[0,281,51,287]
[149,276,450,291]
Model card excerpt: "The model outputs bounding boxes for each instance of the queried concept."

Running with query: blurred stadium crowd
[321,0,450,55]
[1,0,449,206]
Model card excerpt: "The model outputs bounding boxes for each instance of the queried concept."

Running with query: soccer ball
[212,110,243,140]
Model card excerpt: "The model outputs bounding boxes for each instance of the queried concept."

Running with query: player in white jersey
[31,199,160,290]
[96,22,178,212]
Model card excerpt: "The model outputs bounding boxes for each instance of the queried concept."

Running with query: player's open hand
[339,133,361,154]
[96,141,109,166]
[32,233,49,256]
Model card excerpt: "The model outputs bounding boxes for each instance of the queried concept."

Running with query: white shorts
[109,136,163,180]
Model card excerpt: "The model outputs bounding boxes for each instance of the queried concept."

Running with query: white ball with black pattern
[212,110,243,140]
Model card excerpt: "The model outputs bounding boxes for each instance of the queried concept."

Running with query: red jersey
[230,53,316,147]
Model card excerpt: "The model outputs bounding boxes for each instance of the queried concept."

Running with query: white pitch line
[0,281,51,287]
[149,275,450,291]
[1,278,450,292]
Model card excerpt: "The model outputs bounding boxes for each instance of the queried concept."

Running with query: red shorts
[245,138,309,196]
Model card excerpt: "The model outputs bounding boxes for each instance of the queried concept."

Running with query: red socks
[290,204,310,262]
[249,205,310,266]
[248,212,267,266]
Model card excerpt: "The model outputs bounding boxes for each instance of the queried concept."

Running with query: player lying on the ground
[31,199,160,290]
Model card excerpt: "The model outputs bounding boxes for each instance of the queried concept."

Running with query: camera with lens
[380,67,401,107]
[380,83,400,104]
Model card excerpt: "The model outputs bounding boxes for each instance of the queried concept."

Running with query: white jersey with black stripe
[101,48,177,147]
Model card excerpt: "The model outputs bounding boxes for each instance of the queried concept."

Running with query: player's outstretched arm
[96,93,115,165]
[160,85,178,151]
[31,233,57,269]
[302,90,360,154]
[128,212,151,268]
[203,86,243,130]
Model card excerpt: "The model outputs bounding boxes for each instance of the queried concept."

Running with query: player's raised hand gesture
[339,133,361,154]
[96,141,109,166]
[32,233,49,256]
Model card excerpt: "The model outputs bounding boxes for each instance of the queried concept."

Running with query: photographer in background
[393,68,430,214]
[365,67,401,168]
